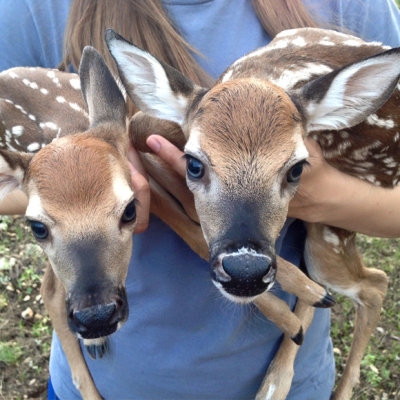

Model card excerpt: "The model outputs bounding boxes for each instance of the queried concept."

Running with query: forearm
[0,190,28,215]
[289,163,400,238]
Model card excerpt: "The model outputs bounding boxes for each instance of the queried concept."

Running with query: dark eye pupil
[187,157,204,179]
[122,201,136,223]
[287,163,304,183]
[29,221,48,240]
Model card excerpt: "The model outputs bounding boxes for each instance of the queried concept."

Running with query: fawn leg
[255,300,315,400]
[276,256,335,308]
[305,223,388,400]
[41,264,102,400]
[254,292,305,345]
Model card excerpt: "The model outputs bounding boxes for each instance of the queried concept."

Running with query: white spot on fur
[11,126,24,136]
[8,71,18,78]
[39,122,58,130]
[270,63,333,91]
[342,39,362,47]
[366,114,395,129]
[27,142,40,152]
[56,96,66,103]
[40,88,49,95]
[292,36,307,47]
[69,78,81,90]
[67,102,89,119]
[350,141,382,161]
[29,114,36,121]
[22,78,39,90]
[323,227,340,247]
[319,39,335,46]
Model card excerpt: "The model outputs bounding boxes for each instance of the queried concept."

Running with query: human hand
[146,134,199,223]
[288,137,333,223]
[127,143,150,234]
[289,137,400,238]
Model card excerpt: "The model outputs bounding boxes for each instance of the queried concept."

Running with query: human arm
[288,139,400,238]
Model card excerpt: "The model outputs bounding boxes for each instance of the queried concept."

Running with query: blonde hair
[60,0,321,112]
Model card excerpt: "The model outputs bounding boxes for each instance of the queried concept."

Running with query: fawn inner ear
[106,29,197,126]
[0,150,32,199]
[291,48,400,133]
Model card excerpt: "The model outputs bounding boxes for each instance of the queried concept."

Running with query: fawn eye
[287,161,306,183]
[121,200,136,223]
[28,220,49,240]
[186,156,204,179]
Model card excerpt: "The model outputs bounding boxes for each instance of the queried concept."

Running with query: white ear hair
[296,48,400,132]
[106,29,196,126]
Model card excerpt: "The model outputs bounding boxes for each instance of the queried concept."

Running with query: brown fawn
[106,27,400,400]
[0,43,329,398]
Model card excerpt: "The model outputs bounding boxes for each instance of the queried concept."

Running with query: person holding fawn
[1,0,400,399]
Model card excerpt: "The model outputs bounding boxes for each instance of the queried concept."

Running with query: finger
[127,142,148,180]
[128,162,150,234]
[147,134,186,177]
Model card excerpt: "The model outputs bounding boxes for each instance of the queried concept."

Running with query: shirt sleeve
[306,0,400,47]
[0,0,69,71]
[340,0,400,47]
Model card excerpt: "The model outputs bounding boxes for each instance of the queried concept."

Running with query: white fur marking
[69,78,81,90]
[27,142,40,152]
[366,114,395,129]
[266,385,276,400]
[11,126,24,136]
[292,36,307,47]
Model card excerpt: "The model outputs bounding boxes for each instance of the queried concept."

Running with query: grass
[0,216,400,398]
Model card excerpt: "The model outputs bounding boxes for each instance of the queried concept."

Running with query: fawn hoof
[85,338,110,359]
[313,292,336,308]
[290,326,304,345]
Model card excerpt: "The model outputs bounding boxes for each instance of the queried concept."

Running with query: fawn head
[0,47,135,346]
[106,29,400,303]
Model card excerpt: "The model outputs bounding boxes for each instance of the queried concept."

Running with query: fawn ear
[291,48,400,133]
[0,150,32,200]
[106,29,201,126]
[79,46,127,129]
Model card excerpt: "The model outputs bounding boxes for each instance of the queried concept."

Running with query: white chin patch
[212,280,258,304]
[82,337,107,347]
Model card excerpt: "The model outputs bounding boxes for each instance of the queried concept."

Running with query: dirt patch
[1,216,400,399]
[0,216,49,400]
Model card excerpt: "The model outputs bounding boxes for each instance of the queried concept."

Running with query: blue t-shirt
[1,0,399,399]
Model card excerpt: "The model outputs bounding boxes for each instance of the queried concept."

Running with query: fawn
[0,43,328,398]
[106,27,400,399]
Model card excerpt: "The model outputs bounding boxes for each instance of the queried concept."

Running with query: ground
[0,216,400,399]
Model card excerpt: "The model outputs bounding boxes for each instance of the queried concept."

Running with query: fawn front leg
[41,263,102,400]
[255,300,315,400]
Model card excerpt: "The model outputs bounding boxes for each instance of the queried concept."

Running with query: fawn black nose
[214,253,275,298]
[222,253,271,281]
[69,296,128,339]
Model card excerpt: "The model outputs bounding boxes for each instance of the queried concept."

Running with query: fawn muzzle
[210,236,277,299]
[67,286,128,339]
